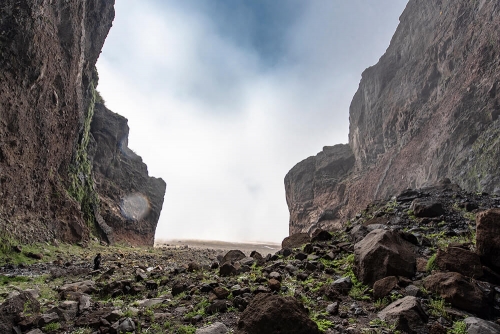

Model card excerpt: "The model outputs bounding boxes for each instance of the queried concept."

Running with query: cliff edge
[285,0,500,235]
[0,0,165,246]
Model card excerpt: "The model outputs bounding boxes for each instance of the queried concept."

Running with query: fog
[96,1,408,243]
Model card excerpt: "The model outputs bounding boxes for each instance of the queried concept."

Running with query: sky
[96,0,409,243]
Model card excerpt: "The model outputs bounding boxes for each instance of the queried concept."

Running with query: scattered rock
[221,250,246,264]
[410,199,445,218]
[378,296,428,334]
[196,322,229,334]
[373,276,398,300]
[236,294,321,334]
[354,230,417,285]
[476,209,500,271]
[424,272,489,317]
[464,317,500,334]
[435,246,483,278]
[282,233,311,249]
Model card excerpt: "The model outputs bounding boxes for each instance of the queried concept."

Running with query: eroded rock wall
[286,0,500,234]
[0,0,115,243]
[90,104,166,246]
[0,0,165,246]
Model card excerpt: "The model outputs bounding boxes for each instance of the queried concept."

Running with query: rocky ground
[1,181,500,334]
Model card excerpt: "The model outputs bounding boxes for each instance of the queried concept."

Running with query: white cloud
[96,0,407,243]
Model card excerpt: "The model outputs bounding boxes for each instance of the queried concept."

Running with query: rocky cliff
[286,0,500,235]
[0,0,165,246]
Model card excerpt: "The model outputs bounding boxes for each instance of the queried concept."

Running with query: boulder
[311,229,332,242]
[476,209,500,271]
[282,233,311,249]
[196,322,229,334]
[354,230,417,285]
[464,317,500,334]
[0,292,40,334]
[221,250,246,264]
[410,199,445,218]
[373,276,398,300]
[378,296,428,334]
[435,247,483,278]
[423,272,489,317]
[59,280,96,295]
[236,294,321,334]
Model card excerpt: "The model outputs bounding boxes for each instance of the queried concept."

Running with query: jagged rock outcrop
[285,0,500,234]
[0,0,165,245]
[89,104,166,246]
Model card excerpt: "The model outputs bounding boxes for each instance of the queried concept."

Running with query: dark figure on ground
[94,253,102,270]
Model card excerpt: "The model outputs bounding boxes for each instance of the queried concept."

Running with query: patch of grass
[69,328,92,334]
[43,322,61,332]
[177,324,196,334]
[426,253,438,272]
[428,297,449,320]
[367,318,400,334]
[311,312,334,333]
[374,297,390,310]
[450,320,467,334]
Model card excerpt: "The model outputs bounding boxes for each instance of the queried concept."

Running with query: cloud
[96,0,408,243]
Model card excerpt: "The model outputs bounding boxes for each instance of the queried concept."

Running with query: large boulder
[476,209,500,271]
[423,272,489,317]
[464,317,500,334]
[236,294,321,334]
[435,246,483,278]
[221,250,246,265]
[354,230,417,285]
[0,292,40,334]
[410,199,445,218]
[378,296,428,334]
[282,233,311,249]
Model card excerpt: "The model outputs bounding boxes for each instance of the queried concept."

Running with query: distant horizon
[97,0,409,243]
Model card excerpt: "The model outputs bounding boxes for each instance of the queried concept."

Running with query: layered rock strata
[285,0,500,234]
[0,0,165,245]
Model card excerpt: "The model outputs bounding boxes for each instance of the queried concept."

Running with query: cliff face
[90,104,166,246]
[286,0,500,235]
[0,0,165,246]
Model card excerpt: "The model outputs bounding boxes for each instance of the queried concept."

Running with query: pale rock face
[285,0,500,235]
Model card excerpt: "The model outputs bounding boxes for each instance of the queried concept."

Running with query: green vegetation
[177,324,196,334]
[67,80,100,234]
[43,322,61,332]
[428,297,449,320]
[366,318,400,334]
[426,253,438,272]
[450,320,467,334]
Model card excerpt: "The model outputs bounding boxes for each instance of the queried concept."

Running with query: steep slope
[285,0,500,234]
[0,0,165,246]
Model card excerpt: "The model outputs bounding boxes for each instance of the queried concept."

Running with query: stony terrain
[1,182,500,333]
[285,0,500,235]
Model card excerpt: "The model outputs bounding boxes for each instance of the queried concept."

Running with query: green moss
[67,81,100,235]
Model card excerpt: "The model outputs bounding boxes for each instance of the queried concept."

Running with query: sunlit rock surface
[286,0,500,234]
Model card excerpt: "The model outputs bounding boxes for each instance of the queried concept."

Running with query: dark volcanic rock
[378,296,428,334]
[0,0,114,243]
[0,292,40,334]
[476,209,500,271]
[285,0,500,235]
[90,104,166,246]
[354,230,417,285]
[0,0,165,246]
[435,246,483,278]
[424,272,489,317]
[236,294,321,334]
[285,144,354,235]
[281,233,311,249]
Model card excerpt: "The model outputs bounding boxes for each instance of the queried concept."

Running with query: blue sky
[96,0,408,243]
